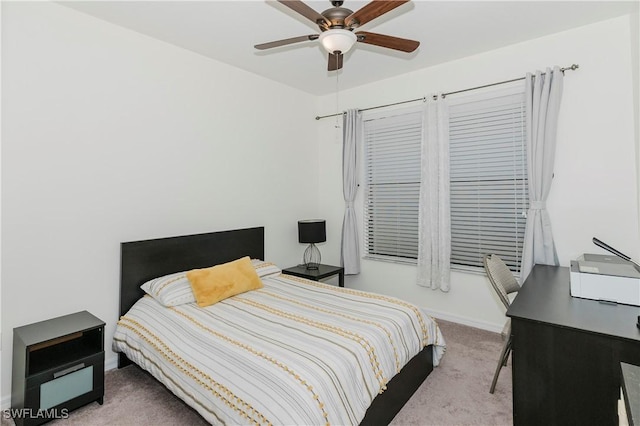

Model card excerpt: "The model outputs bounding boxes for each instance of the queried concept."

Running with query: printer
[570,252,640,306]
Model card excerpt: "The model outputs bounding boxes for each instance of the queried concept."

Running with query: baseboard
[421,307,504,334]
[1,394,9,411]
[1,356,120,410]
[105,355,118,371]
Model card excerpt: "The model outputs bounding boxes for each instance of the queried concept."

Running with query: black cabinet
[11,311,105,426]
[282,264,345,287]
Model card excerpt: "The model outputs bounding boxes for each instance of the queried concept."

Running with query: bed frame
[118,226,433,425]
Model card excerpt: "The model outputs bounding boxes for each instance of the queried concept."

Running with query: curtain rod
[315,64,579,120]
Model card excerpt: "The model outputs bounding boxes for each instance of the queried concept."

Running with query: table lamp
[298,220,326,270]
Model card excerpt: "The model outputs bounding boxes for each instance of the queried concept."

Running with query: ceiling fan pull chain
[335,69,341,129]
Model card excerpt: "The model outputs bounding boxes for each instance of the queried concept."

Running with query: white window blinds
[448,86,528,272]
[363,85,528,273]
[363,108,422,262]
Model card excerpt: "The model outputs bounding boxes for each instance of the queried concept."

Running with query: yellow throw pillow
[187,256,263,307]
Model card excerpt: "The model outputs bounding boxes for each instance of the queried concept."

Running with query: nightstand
[282,264,345,287]
[11,311,105,426]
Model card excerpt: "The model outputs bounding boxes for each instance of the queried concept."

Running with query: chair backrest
[483,254,520,310]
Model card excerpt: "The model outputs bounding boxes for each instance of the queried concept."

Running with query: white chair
[483,254,520,394]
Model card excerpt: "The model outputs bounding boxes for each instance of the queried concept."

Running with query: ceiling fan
[255,0,420,71]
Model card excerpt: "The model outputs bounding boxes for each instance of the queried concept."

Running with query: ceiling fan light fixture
[319,29,357,54]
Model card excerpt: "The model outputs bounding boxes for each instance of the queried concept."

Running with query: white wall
[1,2,319,402]
[632,7,640,240]
[2,1,638,410]
[317,16,640,331]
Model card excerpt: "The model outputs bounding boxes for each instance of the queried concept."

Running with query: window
[448,87,528,272]
[363,107,422,262]
[363,85,528,273]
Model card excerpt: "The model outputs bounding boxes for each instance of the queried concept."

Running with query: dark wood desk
[507,265,640,426]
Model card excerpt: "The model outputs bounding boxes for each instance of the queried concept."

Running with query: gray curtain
[417,96,451,291]
[520,67,563,282]
[341,109,362,275]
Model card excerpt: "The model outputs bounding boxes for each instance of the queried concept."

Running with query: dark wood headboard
[118,226,264,367]
[120,226,265,318]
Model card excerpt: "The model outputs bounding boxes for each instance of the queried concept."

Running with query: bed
[114,226,445,425]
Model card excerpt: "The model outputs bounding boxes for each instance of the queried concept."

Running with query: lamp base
[303,243,321,270]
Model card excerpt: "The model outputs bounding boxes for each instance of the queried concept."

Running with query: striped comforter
[113,273,446,425]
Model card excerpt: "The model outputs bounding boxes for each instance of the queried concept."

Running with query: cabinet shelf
[28,328,102,376]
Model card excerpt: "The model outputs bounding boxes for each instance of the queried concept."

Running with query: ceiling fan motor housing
[321,6,357,30]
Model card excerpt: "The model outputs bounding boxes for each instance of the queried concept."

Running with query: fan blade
[345,0,410,27]
[255,34,319,50]
[356,31,419,52]
[328,52,343,71]
[278,1,330,27]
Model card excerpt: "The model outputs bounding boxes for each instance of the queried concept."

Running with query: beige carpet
[3,319,512,426]
[389,320,512,425]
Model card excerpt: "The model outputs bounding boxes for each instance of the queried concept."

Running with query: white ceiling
[59,0,639,95]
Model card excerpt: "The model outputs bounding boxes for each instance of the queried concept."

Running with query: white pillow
[251,259,282,278]
[141,259,282,307]
[140,271,196,307]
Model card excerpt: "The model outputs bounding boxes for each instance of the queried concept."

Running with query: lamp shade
[298,220,326,244]
[319,29,357,54]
